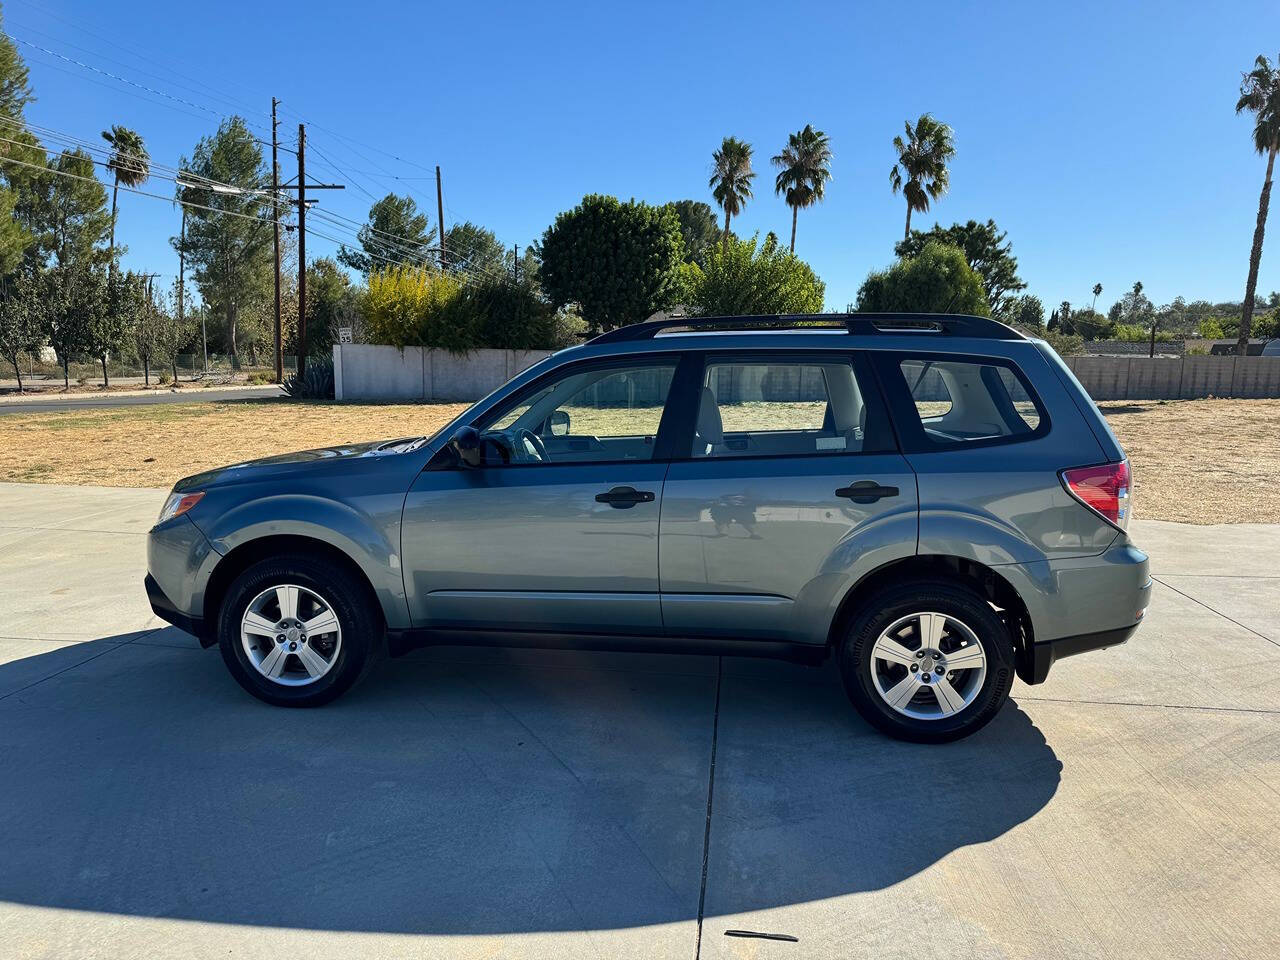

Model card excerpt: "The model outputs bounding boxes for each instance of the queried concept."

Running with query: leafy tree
[684,232,825,316]
[856,242,988,315]
[1007,294,1045,330]
[101,126,149,276]
[94,271,143,387]
[44,149,112,269]
[1198,316,1226,340]
[889,114,955,239]
[1091,283,1103,311]
[131,278,166,385]
[539,194,684,332]
[896,219,1025,316]
[154,280,196,383]
[3,128,48,272]
[0,9,33,122]
[175,117,273,362]
[771,124,833,253]
[0,181,31,276]
[1064,307,1110,339]
[302,257,359,356]
[662,200,721,266]
[338,193,434,276]
[0,272,41,391]
[1235,54,1280,355]
[443,221,505,277]
[41,263,105,390]
[709,137,755,253]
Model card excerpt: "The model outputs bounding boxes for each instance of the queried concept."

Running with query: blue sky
[7,0,1280,314]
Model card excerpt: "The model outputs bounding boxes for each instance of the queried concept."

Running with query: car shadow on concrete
[0,631,1060,935]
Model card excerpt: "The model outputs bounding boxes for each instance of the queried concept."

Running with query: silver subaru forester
[146,314,1150,742]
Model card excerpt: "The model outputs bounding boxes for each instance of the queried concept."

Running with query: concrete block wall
[334,345,553,402]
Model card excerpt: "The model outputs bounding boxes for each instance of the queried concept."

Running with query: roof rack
[587,312,1025,344]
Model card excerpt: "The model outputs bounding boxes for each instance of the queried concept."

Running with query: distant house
[1206,339,1268,356]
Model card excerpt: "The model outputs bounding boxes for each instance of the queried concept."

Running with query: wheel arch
[826,554,1034,667]
[202,535,386,646]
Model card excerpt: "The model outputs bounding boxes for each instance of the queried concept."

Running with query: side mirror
[450,425,484,468]
[548,410,570,437]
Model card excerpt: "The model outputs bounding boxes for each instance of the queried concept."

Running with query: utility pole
[436,164,446,269]
[271,124,343,380]
[512,243,518,283]
[297,122,307,379]
[271,98,282,384]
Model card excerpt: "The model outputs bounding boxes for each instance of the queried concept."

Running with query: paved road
[0,384,284,414]
[0,482,1276,959]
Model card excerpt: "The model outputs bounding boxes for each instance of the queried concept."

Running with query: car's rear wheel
[216,554,381,707]
[839,579,1015,743]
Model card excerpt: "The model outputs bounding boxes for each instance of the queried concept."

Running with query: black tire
[839,579,1015,743]
[216,553,382,707]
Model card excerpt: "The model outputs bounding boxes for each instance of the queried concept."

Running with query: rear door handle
[835,481,899,503]
[595,486,656,508]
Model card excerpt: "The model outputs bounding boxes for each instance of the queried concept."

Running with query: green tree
[895,219,1024,316]
[771,124,833,253]
[94,270,143,387]
[363,266,469,350]
[684,232,825,316]
[43,149,112,269]
[1235,54,1280,355]
[889,114,955,240]
[0,180,31,276]
[154,279,195,383]
[175,117,273,362]
[1007,294,1045,330]
[0,8,33,122]
[709,137,755,253]
[0,272,41,391]
[1198,316,1226,340]
[1091,282,1103,311]
[856,241,988,315]
[302,257,359,356]
[463,274,583,349]
[442,221,506,277]
[100,126,149,276]
[41,262,105,390]
[338,193,434,276]
[662,200,721,266]
[539,194,684,332]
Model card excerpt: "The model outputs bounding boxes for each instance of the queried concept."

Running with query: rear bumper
[1018,621,1140,685]
[145,573,213,645]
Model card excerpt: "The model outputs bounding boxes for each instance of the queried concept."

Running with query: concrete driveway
[0,482,1276,959]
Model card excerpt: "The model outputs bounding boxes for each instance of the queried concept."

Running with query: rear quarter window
[891,355,1048,448]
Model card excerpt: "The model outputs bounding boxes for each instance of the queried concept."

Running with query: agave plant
[283,357,335,399]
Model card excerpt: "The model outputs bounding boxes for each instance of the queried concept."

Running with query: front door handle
[835,481,899,504]
[595,486,656,508]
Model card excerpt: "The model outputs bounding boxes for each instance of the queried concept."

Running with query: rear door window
[893,356,1047,447]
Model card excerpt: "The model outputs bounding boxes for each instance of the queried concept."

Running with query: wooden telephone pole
[272,123,343,379]
[271,98,282,384]
[436,165,446,269]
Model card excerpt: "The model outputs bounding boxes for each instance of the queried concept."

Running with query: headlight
[157,491,205,523]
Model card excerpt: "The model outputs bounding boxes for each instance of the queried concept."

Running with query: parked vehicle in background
[146,313,1150,742]
[1261,339,1280,356]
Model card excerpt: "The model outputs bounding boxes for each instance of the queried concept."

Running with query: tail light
[1061,460,1130,530]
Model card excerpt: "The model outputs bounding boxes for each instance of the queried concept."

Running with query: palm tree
[1236,54,1280,356]
[771,125,833,253]
[709,137,755,254]
[101,125,150,276]
[889,114,955,240]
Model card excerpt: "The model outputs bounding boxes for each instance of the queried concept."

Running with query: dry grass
[1098,398,1280,524]
[0,399,467,488]
[0,396,1275,523]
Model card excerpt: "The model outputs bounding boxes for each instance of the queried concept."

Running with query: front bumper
[145,573,212,642]
[1018,621,1141,685]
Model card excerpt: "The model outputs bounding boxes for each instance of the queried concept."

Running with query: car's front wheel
[216,554,381,706]
[839,579,1015,743]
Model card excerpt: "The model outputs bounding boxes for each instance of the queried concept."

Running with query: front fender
[195,492,410,629]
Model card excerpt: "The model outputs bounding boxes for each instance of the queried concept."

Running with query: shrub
[363,267,470,351]
[685,233,825,317]
[283,358,335,399]
[856,242,989,316]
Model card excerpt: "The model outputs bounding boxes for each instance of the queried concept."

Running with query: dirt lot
[0,396,1274,523]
